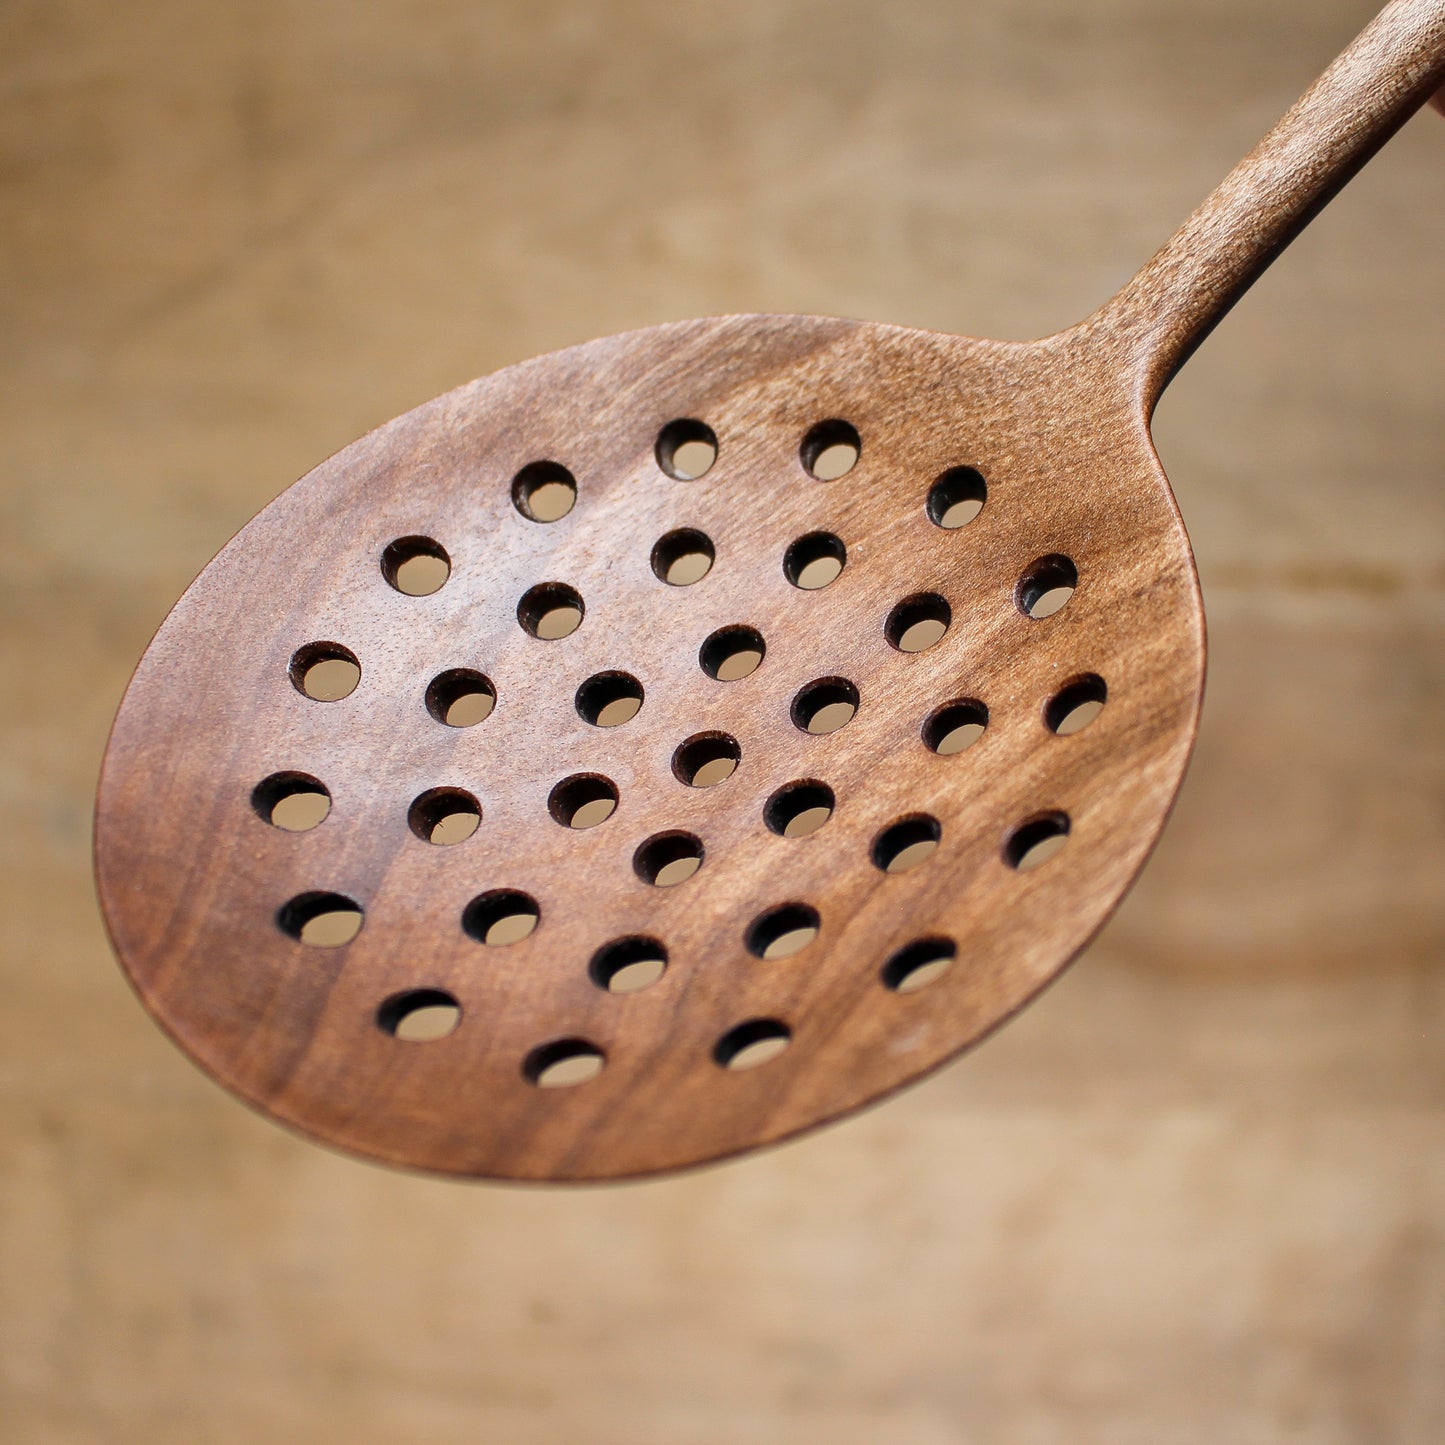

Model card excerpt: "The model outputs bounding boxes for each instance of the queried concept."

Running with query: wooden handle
[1092,0,1445,408]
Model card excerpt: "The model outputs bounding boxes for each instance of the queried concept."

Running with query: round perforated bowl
[95,313,1204,1181]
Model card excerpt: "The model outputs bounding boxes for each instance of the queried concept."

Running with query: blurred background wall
[2,1,1442,1440]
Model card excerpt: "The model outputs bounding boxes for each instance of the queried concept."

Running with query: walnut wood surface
[93,0,1444,1180]
[96,313,1203,1179]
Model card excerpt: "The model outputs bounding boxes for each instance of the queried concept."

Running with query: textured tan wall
[2,2,1442,1441]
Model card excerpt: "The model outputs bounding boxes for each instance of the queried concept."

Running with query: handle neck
[1088,0,1445,412]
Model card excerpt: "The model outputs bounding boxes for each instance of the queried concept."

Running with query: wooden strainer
[95,0,1445,1180]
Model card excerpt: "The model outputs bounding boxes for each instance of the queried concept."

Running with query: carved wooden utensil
[95,1,1444,1180]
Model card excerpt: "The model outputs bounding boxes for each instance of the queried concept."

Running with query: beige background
[2,1,1443,1440]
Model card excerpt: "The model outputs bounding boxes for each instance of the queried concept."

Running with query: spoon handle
[1092,0,1445,408]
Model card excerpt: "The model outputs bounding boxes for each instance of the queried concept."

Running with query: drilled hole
[699,624,765,681]
[277,891,363,947]
[512,461,577,522]
[651,528,715,586]
[672,732,740,788]
[922,698,989,755]
[549,773,618,829]
[425,669,496,727]
[290,642,360,701]
[381,536,451,595]
[518,582,584,640]
[715,1019,792,1070]
[746,903,820,961]
[790,677,858,735]
[377,989,461,1042]
[525,1039,605,1088]
[764,779,835,838]
[885,593,951,652]
[589,936,668,994]
[1046,673,1107,735]
[252,772,331,831]
[575,671,644,728]
[1006,811,1070,871]
[783,532,846,590]
[634,831,704,887]
[656,419,718,480]
[463,889,540,946]
[926,467,987,528]
[881,937,956,993]
[408,787,481,845]
[1018,554,1078,619]
[800,419,860,480]
[872,814,942,873]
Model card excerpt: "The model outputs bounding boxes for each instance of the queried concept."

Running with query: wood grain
[94,0,1442,1179]
[95,315,1205,1177]
[6,0,1445,1437]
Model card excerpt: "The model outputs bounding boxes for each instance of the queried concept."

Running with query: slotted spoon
[95,0,1445,1180]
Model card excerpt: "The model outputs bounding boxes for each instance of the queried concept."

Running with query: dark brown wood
[93,0,1445,1180]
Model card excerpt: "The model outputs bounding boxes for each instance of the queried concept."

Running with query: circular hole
[548,773,618,829]
[377,989,461,1042]
[575,671,644,728]
[881,937,956,993]
[926,467,987,528]
[1005,811,1071,871]
[790,677,859,735]
[699,624,765,682]
[462,889,540,946]
[518,582,584,640]
[650,527,715,586]
[425,668,496,728]
[655,419,718,481]
[672,731,740,788]
[589,936,669,994]
[1017,554,1078,619]
[381,536,451,595]
[745,903,820,961]
[885,593,951,653]
[763,780,835,838]
[783,531,846,590]
[290,642,360,701]
[1045,673,1107,736]
[800,419,860,481]
[524,1039,605,1088]
[252,772,331,831]
[633,831,704,887]
[277,891,363,947]
[408,787,481,845]
[512,461,577,522]
[714,1019,792,1070]
[872,814,942,873]
[922,698,989,755]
